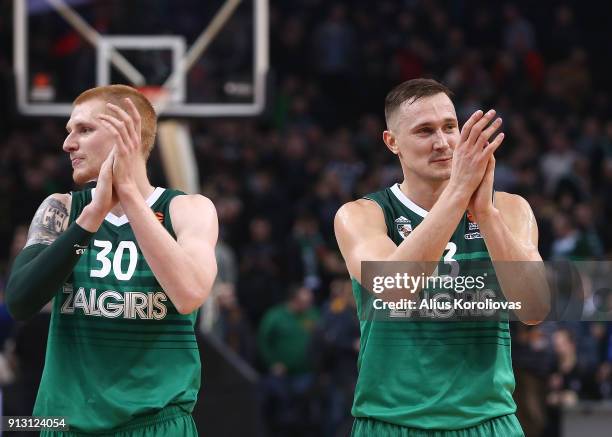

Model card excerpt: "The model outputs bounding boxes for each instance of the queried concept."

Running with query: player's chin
[72,168,95,185]
[428,166,451,181]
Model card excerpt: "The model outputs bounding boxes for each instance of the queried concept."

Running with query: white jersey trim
[91,187,166,226]
[390,183,428,218]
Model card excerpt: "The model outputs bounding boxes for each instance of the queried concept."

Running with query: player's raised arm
[98,97,219,314]
[477,188,550,323]
[6,151,116,320]
[335,181,472,284]
[116,191,219,315]
[166,194,219,312]
[462,146,550,322]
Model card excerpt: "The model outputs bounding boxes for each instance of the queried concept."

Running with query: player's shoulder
[337,198,384,220]
[37,192,72,211]
[494,191,534,219]
[335,198,386,232]
[26,193,72,246]
[169,193,216,212]
[168,193,218,231]
[48,192,72,203]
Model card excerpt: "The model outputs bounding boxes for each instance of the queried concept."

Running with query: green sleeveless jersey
[33,187,201,433]
[351,184,516,429]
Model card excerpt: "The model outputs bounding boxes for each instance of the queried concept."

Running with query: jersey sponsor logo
[466,211,479,231]
[395,216,413,239]
[464,231,483,240]
[61,284,168,319]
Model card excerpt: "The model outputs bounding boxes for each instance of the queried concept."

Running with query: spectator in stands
[258,285,320,436]
[540,131,576,195]
[212,282,256,364]
[503,4,536,55]
[199,239,238,333]
[285,214,328,293]
[238,217,284,324]
[512,323,555,437]
[549,327,600,402]
[258,285,319,377]
[312,278,359,437]
[544,326,601,434]
[551,211,600,260]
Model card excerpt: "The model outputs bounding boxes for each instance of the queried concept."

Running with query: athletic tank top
[351,184,516,429]
[34,187,200,433]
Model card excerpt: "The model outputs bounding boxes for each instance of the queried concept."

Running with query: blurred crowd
[1,1,612,436]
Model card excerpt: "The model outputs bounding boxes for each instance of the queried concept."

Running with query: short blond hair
[74,84,157,158]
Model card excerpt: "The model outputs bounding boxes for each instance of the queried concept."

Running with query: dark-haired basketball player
[335,78,549,437]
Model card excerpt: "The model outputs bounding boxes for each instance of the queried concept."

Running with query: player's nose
[62,135,78,152]
[432,129,450,150]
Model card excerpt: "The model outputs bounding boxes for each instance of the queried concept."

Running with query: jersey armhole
[362,196,385,214]
[66,192,76,224]
[166,193,187,240]
[362,196,394,241]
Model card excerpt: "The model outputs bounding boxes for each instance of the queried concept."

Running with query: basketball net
[136,86,171,113]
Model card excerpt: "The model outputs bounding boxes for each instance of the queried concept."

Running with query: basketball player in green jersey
[335,79,549,436]
[6,85,218,436]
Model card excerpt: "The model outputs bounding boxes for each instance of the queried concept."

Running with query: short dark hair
[384,78,453,128]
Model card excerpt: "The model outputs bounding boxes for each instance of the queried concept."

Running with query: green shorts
[351,414,524,437]
[40,406,197,437]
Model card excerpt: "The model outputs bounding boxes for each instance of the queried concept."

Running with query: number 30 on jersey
[90,240,138,280]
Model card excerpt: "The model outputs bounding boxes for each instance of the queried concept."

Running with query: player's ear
[383,130,399,155]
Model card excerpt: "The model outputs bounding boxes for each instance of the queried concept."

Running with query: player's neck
[399,175,449,212]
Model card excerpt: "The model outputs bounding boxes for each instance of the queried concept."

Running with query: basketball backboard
[14,0,268,117]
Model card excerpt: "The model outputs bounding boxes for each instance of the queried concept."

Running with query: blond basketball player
[7,85,217,436]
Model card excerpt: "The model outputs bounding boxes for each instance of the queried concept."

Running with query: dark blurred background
[1,1,612,436]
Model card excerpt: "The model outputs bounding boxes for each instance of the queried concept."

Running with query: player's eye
[417,128,432,135]
[80,126,94,134]
[444,124,456,131]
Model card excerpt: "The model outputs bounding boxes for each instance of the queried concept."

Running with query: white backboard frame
[14,0,269,117]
